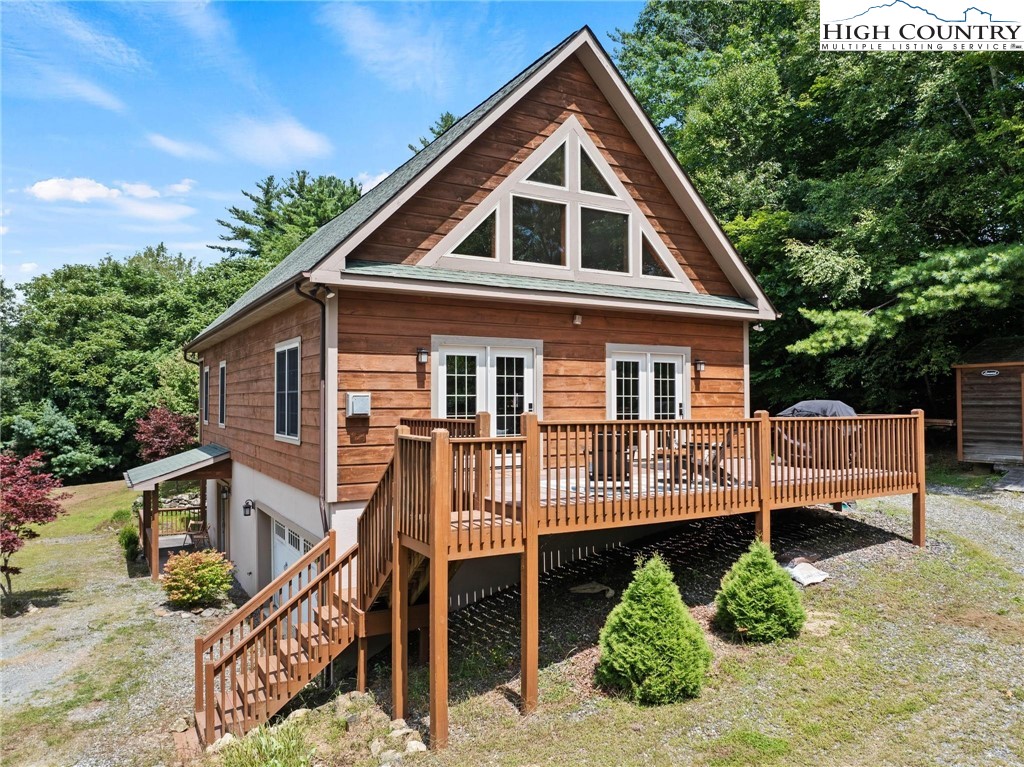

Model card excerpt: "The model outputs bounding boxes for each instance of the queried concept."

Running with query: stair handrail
[357,458,394,610]
[199,543,362,742]
[199,531,336,652]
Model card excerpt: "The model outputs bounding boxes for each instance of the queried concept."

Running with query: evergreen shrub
[714,539,806,642]
[596,554,712,704]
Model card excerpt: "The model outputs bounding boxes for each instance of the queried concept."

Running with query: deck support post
[520,413,540,714]
[391,542,410,719]
[356,636,368,692]
[428,429,452,749]
[754,411,772,547]
[911,408,927,546]
[149,486,161,580]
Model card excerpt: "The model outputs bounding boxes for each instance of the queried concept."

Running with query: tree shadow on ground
[361,506,902,725]
[1,586,72,615]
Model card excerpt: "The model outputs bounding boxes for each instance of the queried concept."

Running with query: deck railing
[194,532,336,727]
[155,505,204,535]
[537,419,760,532]
[770,414,920,507]
[400,415,484,438]
[394,432,434,547]
[358,458,394,609]
[199,542,360,743]
[391,410,926,558]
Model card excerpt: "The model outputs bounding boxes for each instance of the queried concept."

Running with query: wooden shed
[954,337,1024,465]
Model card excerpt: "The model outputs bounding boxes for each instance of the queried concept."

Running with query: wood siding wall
[351,54,737,297]
[958,365,1024,463]
[337,290,745,503]
[200,302,321,496]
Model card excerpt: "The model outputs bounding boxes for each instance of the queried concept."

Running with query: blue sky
[1,1,645,281]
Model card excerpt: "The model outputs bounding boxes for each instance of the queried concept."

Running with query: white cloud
[26,2,146,71]
[356,171,389,191]
[166,178,197,195]
[150,2,262,97]
[27,177,122,203]
[32,63,127,113]
[114,198,196,223]
[19,262,39,275]
[120,182,161,199]
[319,4,454,96]
[217,116,333,167]
[0,226,9,235]
[2,3,140,113]
[25,176,196,222]
[147,133,220,161]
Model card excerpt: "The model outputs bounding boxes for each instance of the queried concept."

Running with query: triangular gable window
[526,143,565,187]
[580,146,614,196]
[425,115,696,293]
[641,234,672,278]
[452,211,496,258]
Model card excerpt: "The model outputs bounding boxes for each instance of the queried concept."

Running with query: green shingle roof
[123,444,230,489]
[960,336,1024,365]
[343,260,759,313]
[189,29,585,347]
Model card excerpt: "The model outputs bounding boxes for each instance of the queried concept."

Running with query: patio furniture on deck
[185,520,211,550]
[590,428,636,485]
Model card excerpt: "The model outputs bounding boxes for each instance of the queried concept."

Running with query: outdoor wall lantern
[242,499,255,517]
[693,359,707,373]
[572,313,583,326]
[220,486,230,501]
[416,347,429,365]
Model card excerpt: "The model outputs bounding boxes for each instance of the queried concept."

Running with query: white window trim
[430,335,544,429]
[217,360,227,428]
[605,343,692,420]
[274,337,301,445]
[420,115,696,293]
[202,365,210,425]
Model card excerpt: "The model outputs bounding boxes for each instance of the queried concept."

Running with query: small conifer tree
[714,539,806,642]
[596,554,712,704]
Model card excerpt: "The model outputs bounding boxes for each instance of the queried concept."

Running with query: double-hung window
[218,361,226,427]
[607,345,689,421]
[274,339,300,443]
[202,365,210,424]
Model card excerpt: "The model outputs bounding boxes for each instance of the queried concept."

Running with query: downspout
[294,283,330,535]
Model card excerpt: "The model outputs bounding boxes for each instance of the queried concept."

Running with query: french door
[440,345,536,436]
[609,351,686,421]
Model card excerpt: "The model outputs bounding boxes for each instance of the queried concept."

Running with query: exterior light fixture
[324,289,336,299]
[220,486,230,501]
[572,313,583,326]
[416,347,429,364]
[242,499,255,517]
[693,359,707,373]
[752,323,765,332]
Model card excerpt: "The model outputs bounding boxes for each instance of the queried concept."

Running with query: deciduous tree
[0,450,68,600]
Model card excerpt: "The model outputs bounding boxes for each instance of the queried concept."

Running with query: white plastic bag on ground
[785,562,829,586]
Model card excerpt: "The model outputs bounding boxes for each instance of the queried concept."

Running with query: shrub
[162,549,233,608]
[220,723,313,767]
[117,526,140,561]
[714,539,806,642]
[596,553,712,704]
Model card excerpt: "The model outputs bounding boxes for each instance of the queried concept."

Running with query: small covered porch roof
[124,444,231,491]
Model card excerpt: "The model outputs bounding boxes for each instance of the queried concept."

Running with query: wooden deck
[193,411,926,751]
[389,410,926,747]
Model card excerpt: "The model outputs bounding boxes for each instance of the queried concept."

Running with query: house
[953,337,1024,466]
[123,27,927,749]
